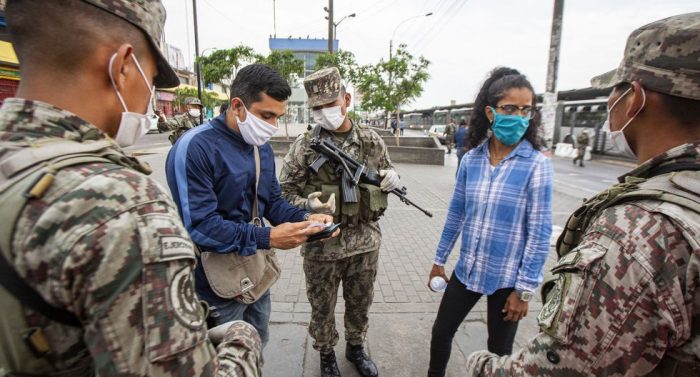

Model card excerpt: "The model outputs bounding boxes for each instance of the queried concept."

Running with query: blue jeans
[209,290,272,347]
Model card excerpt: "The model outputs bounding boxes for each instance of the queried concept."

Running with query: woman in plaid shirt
[427,67,553,377]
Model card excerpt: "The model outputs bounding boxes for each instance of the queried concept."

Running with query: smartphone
[306,223,341,243]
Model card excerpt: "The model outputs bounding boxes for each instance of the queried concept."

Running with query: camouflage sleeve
[65,200,224,376]
[465,205,692,376]
[279,134,311,208]
[216,321,262,376]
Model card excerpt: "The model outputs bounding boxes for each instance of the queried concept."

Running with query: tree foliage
[314,50,358,83]
[259,50,305,86]
[258,50,305,139]
[174,87,222,111]
[354,44,430,114]
[197,45,261,97]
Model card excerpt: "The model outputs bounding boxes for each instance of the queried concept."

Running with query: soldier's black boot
[346,343,378,377]
[320,351,341,377]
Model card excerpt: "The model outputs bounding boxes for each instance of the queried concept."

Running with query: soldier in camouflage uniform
[466,12,700,377]
[160,96,203,144]
[0,1,261,376]
[572,130,589,167]
[280,67,401,377]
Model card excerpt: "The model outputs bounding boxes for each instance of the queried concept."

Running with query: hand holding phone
[306,223,341,243]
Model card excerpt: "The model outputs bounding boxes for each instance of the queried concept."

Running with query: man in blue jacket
[165,63,335,347]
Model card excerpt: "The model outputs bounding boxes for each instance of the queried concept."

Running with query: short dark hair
[230,63,291,106]
[658,93,700,127]
[6,0,150,75]
[465,67,541,151]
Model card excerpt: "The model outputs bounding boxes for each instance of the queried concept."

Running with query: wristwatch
[303,212,311,221]
[516,290,533,302]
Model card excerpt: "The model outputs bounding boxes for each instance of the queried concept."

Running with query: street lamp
[389,12,432,59]
[333,13,356,42]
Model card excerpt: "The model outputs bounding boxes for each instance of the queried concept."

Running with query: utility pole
[541,0,564,148]
[273,0,277,37]
[192,0,203,110]
[325,0,334,53]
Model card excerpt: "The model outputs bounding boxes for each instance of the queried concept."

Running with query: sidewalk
[262,153,583,377]
[132,136,588,377]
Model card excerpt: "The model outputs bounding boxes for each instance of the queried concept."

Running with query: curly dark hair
[464,67,541,151]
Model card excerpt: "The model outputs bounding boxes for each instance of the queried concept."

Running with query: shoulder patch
[170,265,205,329]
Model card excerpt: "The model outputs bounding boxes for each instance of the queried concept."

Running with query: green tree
[314,50,358,83]
[355,44,430,145]
[197,45,260,97]
[174,86,222,113]
[260,50,305,139]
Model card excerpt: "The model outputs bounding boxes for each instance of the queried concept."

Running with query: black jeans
[427,273,519,377]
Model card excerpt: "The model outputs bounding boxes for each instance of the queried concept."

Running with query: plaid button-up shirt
[434,139,553,294]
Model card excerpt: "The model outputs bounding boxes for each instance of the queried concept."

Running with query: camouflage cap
[591,12,700,101]
[184,97,202,107]
[82,0,180,89]
[304,67,342,108]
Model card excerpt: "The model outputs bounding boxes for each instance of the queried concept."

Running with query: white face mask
[108,53,154,147]
[235,104,278,146]
[313,105,346,131]
[188,109,201,118]
[601,87,646,158]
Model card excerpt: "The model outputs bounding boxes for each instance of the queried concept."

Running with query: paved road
[129,131,635,376]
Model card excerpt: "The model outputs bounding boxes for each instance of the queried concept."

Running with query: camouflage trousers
[303,250,379,352]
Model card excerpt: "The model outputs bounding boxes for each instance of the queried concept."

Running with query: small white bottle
[430,276,447,292]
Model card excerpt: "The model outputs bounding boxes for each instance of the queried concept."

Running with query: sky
[161,0,699,110]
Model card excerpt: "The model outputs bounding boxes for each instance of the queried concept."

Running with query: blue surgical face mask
[489,107,529,146]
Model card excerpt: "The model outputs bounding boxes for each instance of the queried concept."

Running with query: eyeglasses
[494,104,534,119]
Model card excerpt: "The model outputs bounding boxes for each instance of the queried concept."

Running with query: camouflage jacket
[445,123,456,138]
[576,133,590,148]
[161,114,199,144]
[466,142,700,377]
[0,99,261,377]
[279,123,393,261]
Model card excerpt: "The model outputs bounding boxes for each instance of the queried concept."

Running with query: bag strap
[0,245,81,327]
[252,146,261,225]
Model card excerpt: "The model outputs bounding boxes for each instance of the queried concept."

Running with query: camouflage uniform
[466,12,700,377]
[279,68,394,352]
[444,121,456,153]
[0,1,260,376]
[0,99,262,376]
[573,131,589,166]
[162,97,202,145]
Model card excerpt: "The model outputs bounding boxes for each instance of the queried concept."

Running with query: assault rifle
[309,137,433,218]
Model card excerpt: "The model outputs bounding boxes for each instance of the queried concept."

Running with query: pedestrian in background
[444,118,456,154]
[454,119,468,172]
[573,129,589,167]
[427,67,553,377]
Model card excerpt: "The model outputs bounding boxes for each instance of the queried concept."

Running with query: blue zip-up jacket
[165,115,307,301]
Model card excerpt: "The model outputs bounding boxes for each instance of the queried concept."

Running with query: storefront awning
[0,41,19,66]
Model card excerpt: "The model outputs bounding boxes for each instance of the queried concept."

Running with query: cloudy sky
[161,0,698,109]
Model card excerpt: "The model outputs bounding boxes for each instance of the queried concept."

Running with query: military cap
[184,97,202,107]
[592,12,700,101]
[82,0,179,88]
[304,67,342,108]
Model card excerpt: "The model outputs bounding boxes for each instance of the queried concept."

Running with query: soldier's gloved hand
[379,169,400,192]
[306,192,336,214]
